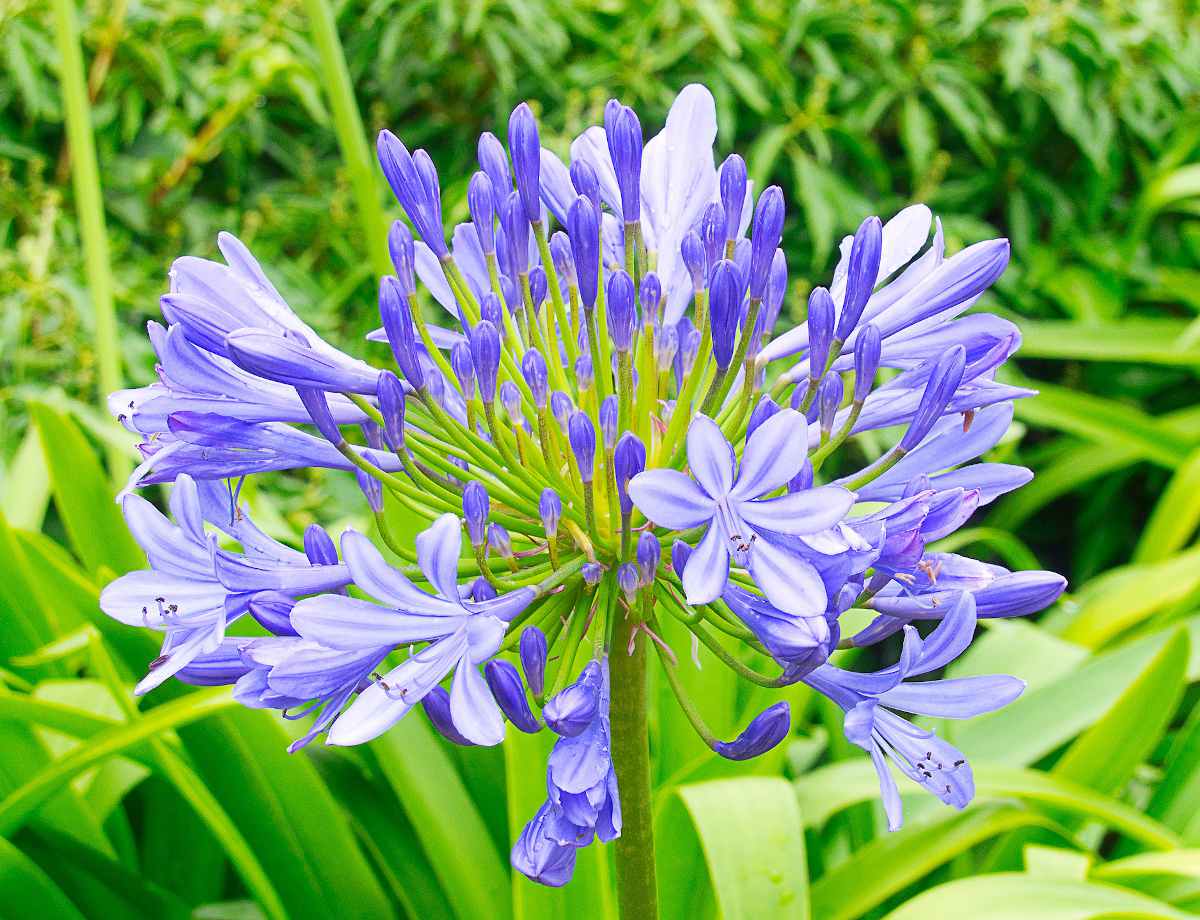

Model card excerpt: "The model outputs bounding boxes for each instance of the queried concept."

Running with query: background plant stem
[51,0,127,482]
[303,0,392,279]
[610,607,658,919]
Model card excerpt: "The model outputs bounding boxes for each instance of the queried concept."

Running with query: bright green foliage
[3,0,1200,916]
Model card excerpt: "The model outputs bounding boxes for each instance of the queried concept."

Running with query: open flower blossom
[101,83,1065,888]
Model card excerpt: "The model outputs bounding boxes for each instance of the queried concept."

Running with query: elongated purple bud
[544,660,602,736]
[522,348,549,407]
[975,571,1068,618]
[451,341,476,400]
[485,659,541,733]
[568,411,596,482]
[719,154,747,242]
[655,322,679,373]
[748,186,785,302]
[817,371,843,435]
[639,273,661,328]
[480,292,505,331]
[463,481,490,548]
[606,270,637,352]
[550,391,573,430]
[853,323,881,404]
[489,523,513,561]
[605,101,642,222]
[581,562,604,586]
[574,354,594,391]
[900,345,967,452]
[248,591,297,636]
[807,286,835,375]
[422,686,476,746]
[477,131,512,211]
[599,395,618,448]
[618,562,640,602]
[377,370,405,449]
[835,215,882,340]
[568,197,600,309]
[539,488,561,538]
[503,191,530,276]
[470,320,502,404]
[528,266,548,315]
[297,387,342,444]
[788,459,814,493]
[379,275,425,389]
[468,172,496,255]
[746,395,781,442]
[681,231,706,289]
[303,524,338,566]
[708,259,741,371]
[550,231,576,285]
[499,380,522,421]
[469,577,497,603]
[713,701,790,761]
[355,468,383,513]
[508,102,541,222]
[520,627,548,697]
[387,221,416,295]
[613,432,645,513]
[377,130,448,258]
[570,159,601,215]
[701,202,725,270]
[764,248,787,334]
[637,531,660,585]
[671,539,691,573]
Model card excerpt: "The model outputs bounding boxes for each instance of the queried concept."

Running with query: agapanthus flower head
[104,83,1062,891]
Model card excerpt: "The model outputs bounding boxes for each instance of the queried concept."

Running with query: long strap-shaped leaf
[794,761,1181,849]
[0,686,235,837]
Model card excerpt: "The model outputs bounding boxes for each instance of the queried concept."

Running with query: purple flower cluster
[102,84,1065,886]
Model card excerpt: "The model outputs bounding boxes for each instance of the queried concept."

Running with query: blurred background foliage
[3,0,1200,917]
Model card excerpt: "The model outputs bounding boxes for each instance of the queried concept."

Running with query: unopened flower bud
[807,286,835,375]
[746,395,781,442]
[613,432,645,513]
[377,371,406,450]
[522,348,549,407]
[582,562,604,585]
[451,340,476,401]
[570,159,601,215]
[550,391,573,430]
[387,221,416,295]
[468,172,496,255]
[637,532,660,585]
[380,276,424,389]
[574,354,594,391]
[748,186,785,302]
[476,131,512,210]
[502,192,530,276]
[681,231,706,290]
[568,198,600,309]
[550,231,575,285]
[719,154,747,243]
[605,101,642,222]
[835,215,882,341]
[544,660,602,736]
[422,686,476,746]
[713,701,790,761]
[303,524,338,566]
[297,387,342,445]
[708,260,742,371]
[488,523,513,561]
[529,266,548,315]
[701,201,725,270]
[539,488,561,538]
[520,626,548,696]
[462,481,490,548]
[618,562,640,602]
[470,320,501,404]
[568,411,596,482]
[817,371,843,435]
[485,659,541,733]
[606,270,637,352]
[599,395,619,449]
[499,380,522,422]
[655,322,679,373]
[900,346,966,452]
[639,273,661,328]
[853,323,882,404]
[508,102,542,222]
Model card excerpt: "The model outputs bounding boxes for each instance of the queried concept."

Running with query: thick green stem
[610,599,657,919]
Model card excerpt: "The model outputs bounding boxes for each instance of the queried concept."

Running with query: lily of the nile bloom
[99,474,350,694]
[804,593,1024,830]
[290,514,535,745]
[628,409,854,616]
[101,83,1065,895]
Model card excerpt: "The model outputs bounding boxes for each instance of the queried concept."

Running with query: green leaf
[811,806,1065,920]
[177,708,394,920]
[1092,851,1200,882]
[793,762,1179,849]
[1052,629,1189,795]
[951,622,1197,764]
[1061,551,1200,648]
[1007,377,1194,469]
[0,835,86,920]
[661,777,809,920]
[879,873,1187,920]
[1015,318,1199,364]
[1,425,51,531]
[1134,447,1200,563]
[29,404,142,575]
[1145,702,1200,842]
[367,715,512,920]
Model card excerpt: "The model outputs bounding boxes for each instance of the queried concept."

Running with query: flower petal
[450,655,506,746]
[416,513,466,601]
[291,595,464,648]
[682,524,730,605]
[100,570,226,627]
[327,632,466,746]
[739,486,855,536]
[731,408,808,500]
[342,530,459,615]
[686,415,734,498]
[878,674,1024,719]
[747,539,826,617]
[627,469,716,530]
